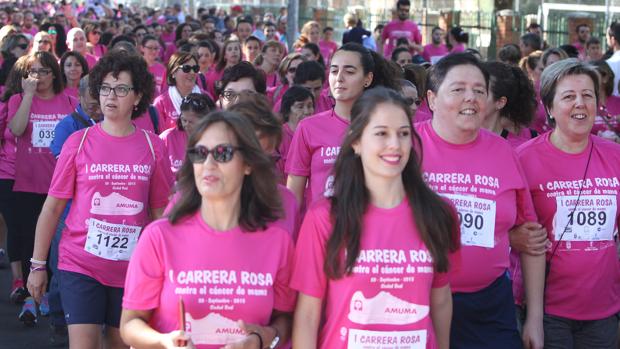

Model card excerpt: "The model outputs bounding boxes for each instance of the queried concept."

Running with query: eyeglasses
[17,44,28,50]
[179,64,199,73]
[92,30,102,35]
[144,45,160,51]
[221,90,239,101]
[38,40,51,45]
[99,85,134,97]
[404,97,422,106]
[48,29,57,35]
[181,95,207,110]
[28,68,52,77]
[187,144,241,163]
[287,67,297,74]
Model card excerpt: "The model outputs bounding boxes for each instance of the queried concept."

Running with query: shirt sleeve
[285,122,312,177]
[513,151,538,224]
[47,130,82,199]
[122,223,165,310]
[148,136,174,210]
[289,202,331,299]
[413,23,422,44]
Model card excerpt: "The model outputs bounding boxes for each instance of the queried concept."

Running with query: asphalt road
[0,265,68,349]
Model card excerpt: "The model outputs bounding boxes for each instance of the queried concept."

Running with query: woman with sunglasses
[154,52,208,130]
[291,87,458,348]
[140,35,165,96]
[0,33,29,87]
[30,31,55,57]
[27,50,173,347]
[6,51,77,325]
[84,22,107,59]
[40,23,67,59]
[160,93,215,174]
[399,79,421,120]
[267,53,306,107]
[286,43,401,209]
[121,111,295,349]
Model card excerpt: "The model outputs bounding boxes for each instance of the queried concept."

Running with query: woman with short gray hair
[516,58,620,349]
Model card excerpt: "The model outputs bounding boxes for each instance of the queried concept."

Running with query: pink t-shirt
[421,44,450,64]
[49,123,174,287]
[503,127,538,149]
[64,87,79,99]
[414,100,433,123]
[416,121,537,292]
[91,44,107,59]
[205,69,224,100]
[133,109,165,135]
[159,127,187,174]
[8,93,77,193]
[267,84,289,107]
[0,101,15,179]
[263,70,279,89]
[450,43,466,53]
[592,98,620,137]
[123,212,296,348]
[516,133,620,320]
[315,88,334,114]
[291,199,449,349]
[319,40,338,65]
[532,83,551,134]
[285,109,349,208]
[85,53,98,70]
[149,63,167,97]
[277,123,294,181]
[382,20,422,58]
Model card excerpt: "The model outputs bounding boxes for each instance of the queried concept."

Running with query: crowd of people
[0,0,617,348]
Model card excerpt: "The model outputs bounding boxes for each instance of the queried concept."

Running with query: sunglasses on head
[48,29,57,35]
[181,95,207,110]
[187,144,241,163]
[179,64,199,73]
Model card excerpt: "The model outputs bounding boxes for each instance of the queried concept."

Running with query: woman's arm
[120,309,193,349]
[430,285,452,349]
[9,78,38,136]
[222,310,292,349]
[520,253,545,349]
[292,293,322,349]
[286,175,307,206]
[27,196,68,303]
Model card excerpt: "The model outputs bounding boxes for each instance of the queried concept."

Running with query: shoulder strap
[71,111,91,129]
[500,129,509,139]
[142,129,156,160]
[77,127,91,154]
[529,128,539,138]
[148,105,159,134]
[199,73,207,90]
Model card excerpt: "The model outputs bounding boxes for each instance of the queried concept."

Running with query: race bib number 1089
[553,195,617,242]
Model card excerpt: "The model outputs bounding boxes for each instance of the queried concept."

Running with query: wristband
[30,265,46,272]
[30,258,46,266]
[248,332,263,349]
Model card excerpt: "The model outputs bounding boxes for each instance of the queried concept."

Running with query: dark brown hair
[228,91,282,149]
[325,87,459,279]
[216,39,241,72]
[26,51,64,94]
[60,51,89,85]
[168,111,282,230]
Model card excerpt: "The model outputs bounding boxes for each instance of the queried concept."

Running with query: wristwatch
[268,327,280,349]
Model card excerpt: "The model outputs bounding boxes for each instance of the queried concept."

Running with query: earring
[133,105,138,111]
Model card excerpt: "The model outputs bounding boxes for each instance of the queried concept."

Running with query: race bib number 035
[32,121,58,148]
[443,194,497,248]
[84,218,140,261]
[554,195,617,242]
[347,329,427,349]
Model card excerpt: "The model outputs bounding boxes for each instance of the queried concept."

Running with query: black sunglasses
[181,95,207,110]
[187,144,241,163]
[404,97,422,106]
[17,44,28,50]
[179,64,200,73]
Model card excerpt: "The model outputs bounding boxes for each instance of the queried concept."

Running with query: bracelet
[248,331,263,349]
[30,258,46,266]
[29,265,46,272]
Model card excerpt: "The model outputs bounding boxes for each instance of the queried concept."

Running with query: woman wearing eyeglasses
[154,52,209,131]
[30,31,55,57]
[121,111,295,349]
[160,93,215,174]
[26,50,174,347]
[399,79,421,119]
[140,35,165,96]
[267,53,306,107]
[6,51,77,325]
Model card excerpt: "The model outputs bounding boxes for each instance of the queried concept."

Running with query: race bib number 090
[32,121,58,148]
[443,194,497,248]
[554,195,617,242]
[84,218,140,261]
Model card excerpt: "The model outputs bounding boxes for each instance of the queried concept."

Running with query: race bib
[553,195,617,242]
[32,121,58,148]
[84,218,140,261]
[347,329,427,349]
[443,194,497,248]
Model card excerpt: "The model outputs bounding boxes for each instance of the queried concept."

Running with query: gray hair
[78,75,90,98]
[540,58,600,117]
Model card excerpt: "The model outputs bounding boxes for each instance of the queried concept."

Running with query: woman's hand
[509,222,549,256]
[21,76,38,96]
[159,330,195,349]
[26,267,48,303]
[221,320,276,349]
